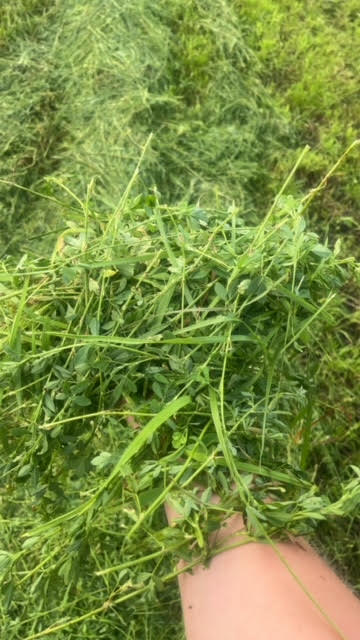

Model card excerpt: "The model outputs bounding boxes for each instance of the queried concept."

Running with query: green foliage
[1,0,360,637]
[1,186,359,637]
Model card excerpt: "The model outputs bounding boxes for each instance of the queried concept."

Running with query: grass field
[1,2,360,638]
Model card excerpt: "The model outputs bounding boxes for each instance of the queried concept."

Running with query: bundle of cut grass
[1,177,359,638]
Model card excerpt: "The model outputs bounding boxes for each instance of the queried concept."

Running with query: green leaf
[214,282,227,300]
[89,317,100,335]
[22,537,40,550]
[74,346,92,372]
[91,452,113,469]
[73,395,92,407]
[44,393,56,413]
[18,464,32,478]
[311,244,332,259]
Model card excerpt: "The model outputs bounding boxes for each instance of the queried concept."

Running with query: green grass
[241,0,360,250]
[1,1,360,638]
[1,174,360,638]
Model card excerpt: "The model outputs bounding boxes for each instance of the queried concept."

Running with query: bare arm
[166,505,360,640]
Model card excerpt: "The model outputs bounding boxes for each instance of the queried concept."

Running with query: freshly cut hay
[1,182,359,638]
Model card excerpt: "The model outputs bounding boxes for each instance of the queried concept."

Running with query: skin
[166,502,360,640]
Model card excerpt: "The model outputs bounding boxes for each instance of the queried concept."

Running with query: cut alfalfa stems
[1,179,359,638]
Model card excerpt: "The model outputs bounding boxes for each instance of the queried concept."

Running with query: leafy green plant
[1,168,359,637]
